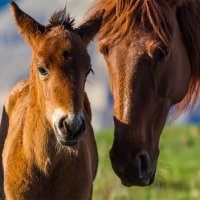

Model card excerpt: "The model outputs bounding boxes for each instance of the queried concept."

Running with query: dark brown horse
[87,0,200,186]
[0,2,103,199]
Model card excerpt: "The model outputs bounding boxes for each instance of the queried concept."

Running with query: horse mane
[47,8,75,30]
[175,1,200,113]
[89,0,200,113]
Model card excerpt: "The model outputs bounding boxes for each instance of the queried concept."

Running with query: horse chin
[59,139,78,147]
[120,167,157,187]
[121,173,156,187]
[55,132,78,147]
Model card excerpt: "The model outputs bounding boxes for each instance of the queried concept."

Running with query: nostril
[67,117,85,137]
[58,117,67,132]
[137,152,150,180]
[80,119,85,133]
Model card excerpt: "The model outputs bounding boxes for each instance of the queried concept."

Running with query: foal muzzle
[52,110,85,146]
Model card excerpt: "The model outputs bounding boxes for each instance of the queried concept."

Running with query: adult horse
[0,2,103,199]
[88,0,200,186]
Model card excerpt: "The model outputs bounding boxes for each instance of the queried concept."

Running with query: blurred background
[0,0,200,199]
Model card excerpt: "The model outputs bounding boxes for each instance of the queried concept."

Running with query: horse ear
[75,10,105,46]
[10,1,45,47]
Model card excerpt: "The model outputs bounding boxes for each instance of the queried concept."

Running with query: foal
[0,2,103,199]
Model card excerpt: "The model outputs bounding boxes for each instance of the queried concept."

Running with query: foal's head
[91,0,200,186]
[11,2,103,146]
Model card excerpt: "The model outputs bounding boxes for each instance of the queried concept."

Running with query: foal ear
[75,10,105,46]
[10,1,45,47]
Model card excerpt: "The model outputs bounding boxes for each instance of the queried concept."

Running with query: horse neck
[23,64,58,174]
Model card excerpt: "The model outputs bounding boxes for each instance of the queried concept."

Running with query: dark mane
[47,8,74,30]
[175,0,200,113]
[88,0,200,113]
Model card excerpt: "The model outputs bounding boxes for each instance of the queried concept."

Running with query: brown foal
[0,2,103,199]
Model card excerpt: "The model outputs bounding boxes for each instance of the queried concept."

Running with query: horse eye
[101,45,109,55]
[38,67,48,76]
[154,47,169,62]
[85,68,94,78]
[99,42,109,55]
[63,50,73,58]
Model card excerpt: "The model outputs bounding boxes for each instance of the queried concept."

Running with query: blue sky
[0,0,9,9]
[0,0,20,9]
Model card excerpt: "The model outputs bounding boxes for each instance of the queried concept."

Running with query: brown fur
[87,0,200,186]
[90,0,200,111]
[0,2,103,199]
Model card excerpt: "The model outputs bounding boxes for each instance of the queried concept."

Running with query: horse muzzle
[53,112,85,146]
[110,149,159,187]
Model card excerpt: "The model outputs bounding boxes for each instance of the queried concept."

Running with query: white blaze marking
[123,95,131,122]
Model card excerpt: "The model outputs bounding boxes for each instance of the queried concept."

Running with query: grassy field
[93,126,200,200]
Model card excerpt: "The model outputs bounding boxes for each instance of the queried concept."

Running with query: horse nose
[136,151,150,180]
[58,114,85,138]
[109,147,156,186]
[68,115,85,137]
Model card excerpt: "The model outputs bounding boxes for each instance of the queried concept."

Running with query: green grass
[93,126,200,200]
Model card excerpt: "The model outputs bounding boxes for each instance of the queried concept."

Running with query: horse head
[89,0,200,186]
[11,1,104,146]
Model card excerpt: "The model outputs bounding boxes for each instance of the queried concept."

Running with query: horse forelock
[89,0,173,46]
[46,7,75,31]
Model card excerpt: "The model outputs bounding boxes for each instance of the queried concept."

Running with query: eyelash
[85,68,94,77]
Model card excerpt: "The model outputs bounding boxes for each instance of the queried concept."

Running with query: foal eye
[85,68,94,78]
[38,67,48,76]
[154,46,169,62]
